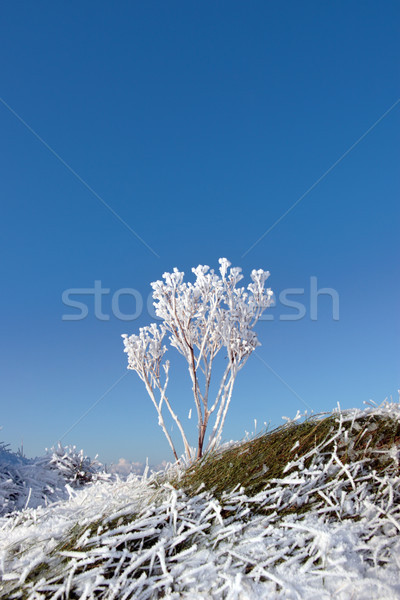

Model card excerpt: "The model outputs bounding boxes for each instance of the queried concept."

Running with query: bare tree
[122,258,273,461]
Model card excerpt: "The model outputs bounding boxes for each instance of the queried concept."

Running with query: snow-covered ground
[1,401,400,599]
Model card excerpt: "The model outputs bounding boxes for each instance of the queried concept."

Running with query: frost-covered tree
[122,258,273,461]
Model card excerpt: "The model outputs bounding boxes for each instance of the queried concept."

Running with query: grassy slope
[181,409,400,499]
[1,404,400,599]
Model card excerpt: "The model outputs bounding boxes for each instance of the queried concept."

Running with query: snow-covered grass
[0,443,108,516]
[1,400,399,599]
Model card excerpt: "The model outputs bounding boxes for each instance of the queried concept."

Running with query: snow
[0,401,400,599]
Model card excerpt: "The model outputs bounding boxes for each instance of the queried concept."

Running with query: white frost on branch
[122,258,273,461]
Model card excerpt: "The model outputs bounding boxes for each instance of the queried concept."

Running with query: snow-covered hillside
[0,401,399,599]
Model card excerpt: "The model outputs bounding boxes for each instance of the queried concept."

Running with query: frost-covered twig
[123,258,273,461]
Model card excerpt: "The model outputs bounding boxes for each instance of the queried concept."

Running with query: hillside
[0,400,399,599]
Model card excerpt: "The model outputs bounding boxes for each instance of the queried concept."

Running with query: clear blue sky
[1,1,399,465]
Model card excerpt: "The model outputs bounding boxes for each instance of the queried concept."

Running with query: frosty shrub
[122,258,273,461]
[0,441,107,515]
[47,443,107,486]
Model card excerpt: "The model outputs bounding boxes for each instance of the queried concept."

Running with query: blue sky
[1,1,399,465]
